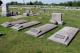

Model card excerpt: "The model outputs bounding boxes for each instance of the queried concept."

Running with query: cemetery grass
[0,7,80,53]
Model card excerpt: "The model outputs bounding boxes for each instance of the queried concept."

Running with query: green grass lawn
[0,6,80,53]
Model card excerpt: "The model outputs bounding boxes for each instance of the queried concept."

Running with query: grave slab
[26,24,57,37]
[1,20,26,27]
[48,26,79,46]
[11,21,40,31]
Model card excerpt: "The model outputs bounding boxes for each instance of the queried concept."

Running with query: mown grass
[0,6,80,53]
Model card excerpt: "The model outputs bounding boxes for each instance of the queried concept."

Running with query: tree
[7,1,23,5]
[27,1,43,5]
[0,0,3,6]
[58,1,80,6]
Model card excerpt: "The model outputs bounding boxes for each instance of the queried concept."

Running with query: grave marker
[48,26,79,46]
[1,3,9,16]
[50,13,63,25]
[26,24,57,37]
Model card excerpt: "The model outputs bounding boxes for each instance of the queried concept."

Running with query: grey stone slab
[26,24,57,37]
[1,20,26,27]
[11,21,40,31]
[48,26,79,46]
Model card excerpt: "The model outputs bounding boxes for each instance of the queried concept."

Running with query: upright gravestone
[1,3,9,16]
[50,13,63,25]
[23,10,30,16]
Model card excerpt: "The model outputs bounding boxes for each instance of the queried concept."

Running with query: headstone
[1,3,9,16]
[50,13,63,25]
[23,10,30,16]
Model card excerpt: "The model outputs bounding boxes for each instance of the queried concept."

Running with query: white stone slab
[48,26,79,46]
[50,13,63,25]
[26,24,57,37]
[11,21,40,31]
[1,20,26,27]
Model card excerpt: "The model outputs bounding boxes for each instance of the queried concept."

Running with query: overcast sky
[2,0,76,4]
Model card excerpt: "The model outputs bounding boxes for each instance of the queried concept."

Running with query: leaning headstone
[50,13,63,25]
[1,3,9,16]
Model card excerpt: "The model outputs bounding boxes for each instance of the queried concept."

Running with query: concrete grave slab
[26,24,57,37]
[11,21,40,31]
[48,26,79,46]
[1,20,26,27]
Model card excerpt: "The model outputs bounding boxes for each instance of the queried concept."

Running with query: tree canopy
[0,0,3,6]
[7,1,80,6]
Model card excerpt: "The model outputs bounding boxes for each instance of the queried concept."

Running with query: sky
[2,0,75,4]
